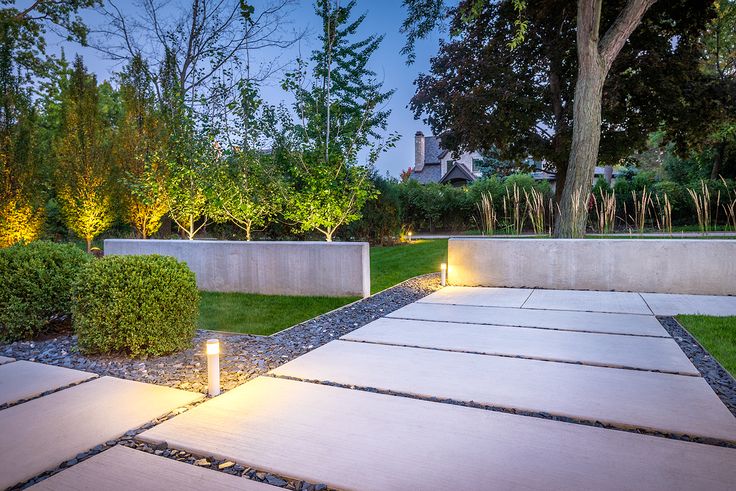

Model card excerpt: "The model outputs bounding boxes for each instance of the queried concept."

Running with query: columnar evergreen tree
[54,56,115,251]
[278,0,397,241]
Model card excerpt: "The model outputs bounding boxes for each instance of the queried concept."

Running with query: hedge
[72,254,199,357]
[0,241,91,343]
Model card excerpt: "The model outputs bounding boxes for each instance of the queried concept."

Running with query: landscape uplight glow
[408,231,413,242]
[206,339,221,397]
[440,263,447,286]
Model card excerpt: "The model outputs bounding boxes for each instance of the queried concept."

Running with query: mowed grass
[677,315,736,377]
[198,292,359,335]
[370,239,448,293]
[199,239,449,335]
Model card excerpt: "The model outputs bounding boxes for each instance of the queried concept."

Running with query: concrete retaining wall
[448,238,736,295]
[104,239,370,298]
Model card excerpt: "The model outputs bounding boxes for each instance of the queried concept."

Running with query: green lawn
[199,239,448,335]
[677,315,736,377]
[370,239,447,293]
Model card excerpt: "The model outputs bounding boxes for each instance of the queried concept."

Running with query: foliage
[0,241,90,342]
[54,56,115,251]
[347,172,403,244]
[275,0,396,241]
[72,254,199,357]
[0,189,44,246]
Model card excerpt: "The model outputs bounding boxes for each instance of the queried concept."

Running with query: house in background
[410,131,484,186]
[409,130,620,190]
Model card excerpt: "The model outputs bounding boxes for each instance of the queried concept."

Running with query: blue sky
[56,0,445,177]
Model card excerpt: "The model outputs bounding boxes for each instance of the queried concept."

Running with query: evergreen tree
[54,56,115,251]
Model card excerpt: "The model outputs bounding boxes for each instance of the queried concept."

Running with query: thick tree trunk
[555,68,605,237]
[555,0,656,237]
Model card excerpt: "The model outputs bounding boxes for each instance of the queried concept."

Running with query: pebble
[0,276,439,394]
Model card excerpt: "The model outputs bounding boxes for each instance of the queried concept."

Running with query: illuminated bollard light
[440,263,447,286]
[206,339,221,397]
[408,231,413,242]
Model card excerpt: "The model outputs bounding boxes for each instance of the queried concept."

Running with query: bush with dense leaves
[0,241,91,343]
[72,254,199,357]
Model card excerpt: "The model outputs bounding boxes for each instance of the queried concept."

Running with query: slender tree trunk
[85,237,92,253]
[711,139,726,180]
[246,223,251,241]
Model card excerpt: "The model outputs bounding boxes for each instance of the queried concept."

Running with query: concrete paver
[30,445,274,491]
[0,360,97,406]
[138,376,736,491]
[271,341,736,442]
[419,286,532,307]
[342,317,698,374]
[641,293,736,316]
[523,289,652,314]
[388,302,669,336]
[0,376,203,489]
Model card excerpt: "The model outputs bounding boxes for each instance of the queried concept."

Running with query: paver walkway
[30,445,273,490]
[0,373,202,489]
[137,286,736,489]
[0,360,97,406]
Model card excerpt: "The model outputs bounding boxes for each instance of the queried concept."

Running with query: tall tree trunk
[85,237,92,253]
[711,139,726,180]
[555,0,656,237]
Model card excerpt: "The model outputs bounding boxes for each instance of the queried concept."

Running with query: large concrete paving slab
[523,289,652,314]
[342,318,698,375]
[30,445,274,491]
[272,341,736,442]
[0,376,203,489]
[0,360,97,406]
[139,376,736,491]
[0,355,15,365]
[387,302,669,336]
[641,293,736,316]
[419,286,533,307]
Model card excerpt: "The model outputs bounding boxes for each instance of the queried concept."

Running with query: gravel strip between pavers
[659,316,736,417]
[0,275,440,394]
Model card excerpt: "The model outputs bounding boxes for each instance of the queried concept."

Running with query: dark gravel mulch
[0,274,440,394]
[659,316,736,417]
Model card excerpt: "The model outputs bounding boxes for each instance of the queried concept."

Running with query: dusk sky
[53,0,446,178]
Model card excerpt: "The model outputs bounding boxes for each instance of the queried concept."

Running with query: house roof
[424,136,443,164]
[440,162,476,184]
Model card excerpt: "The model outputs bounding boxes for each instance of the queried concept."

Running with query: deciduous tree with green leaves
[54,56,115,252]
[277,0,397,241]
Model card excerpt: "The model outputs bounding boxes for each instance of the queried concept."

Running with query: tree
[0,19,44,246]
[277,0,396,241]
[403,0,716,234]
[54,56,115,252]
[115,54,169,238]
[95,0,303,117]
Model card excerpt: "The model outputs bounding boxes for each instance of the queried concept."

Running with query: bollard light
[206,338,221,397]
[408,231,413,242]
[440,263,447,286]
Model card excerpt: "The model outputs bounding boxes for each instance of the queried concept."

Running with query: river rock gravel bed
[659,316,736,417]
[0,274,440,394]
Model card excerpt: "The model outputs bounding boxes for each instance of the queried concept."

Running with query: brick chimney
[414,131,425,171]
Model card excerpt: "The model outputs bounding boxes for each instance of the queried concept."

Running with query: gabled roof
[439,162,476,184]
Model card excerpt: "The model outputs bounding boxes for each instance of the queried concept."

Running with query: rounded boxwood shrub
[0,241,91,343]
[72,254,199,357]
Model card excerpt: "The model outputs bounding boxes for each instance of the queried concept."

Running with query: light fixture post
[440,263,447,286]
[206,339,221,397]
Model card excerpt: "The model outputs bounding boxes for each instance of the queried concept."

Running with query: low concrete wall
[448,238,736,295]
[104,239,370,298]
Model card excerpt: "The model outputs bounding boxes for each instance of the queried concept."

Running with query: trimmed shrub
[0,241,91,343]
[73,254,199,357]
